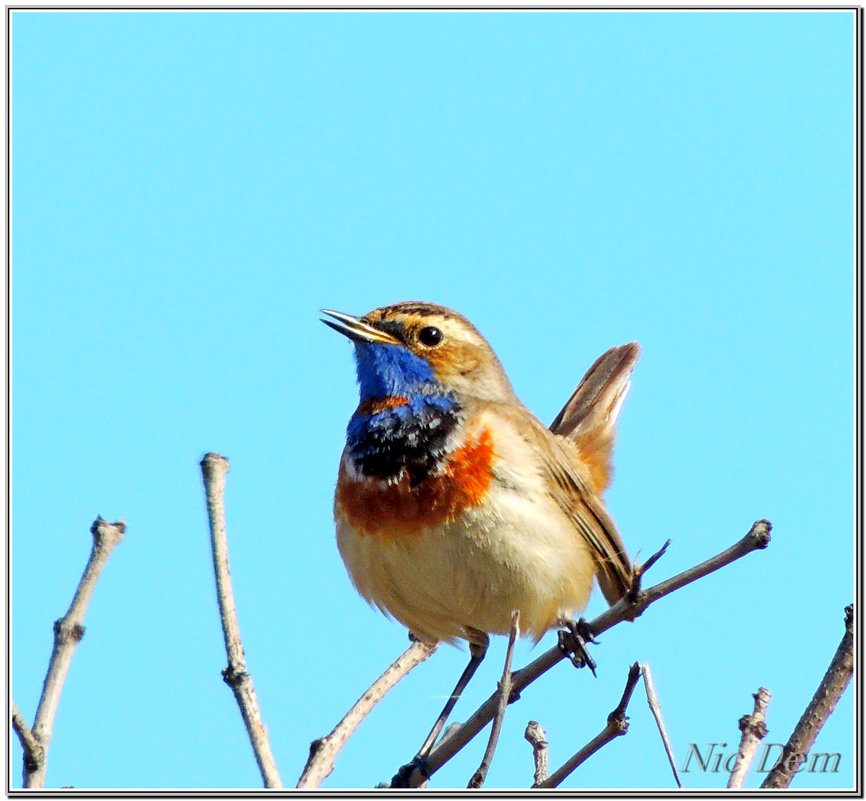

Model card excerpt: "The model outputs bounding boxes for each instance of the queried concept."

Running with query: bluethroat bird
[323,301,638,765]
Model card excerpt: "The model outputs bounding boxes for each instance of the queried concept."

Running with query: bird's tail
[550,343,640,605]
[549,342,641,497]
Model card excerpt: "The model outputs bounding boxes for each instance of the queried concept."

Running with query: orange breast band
[356,396,410,415]
[337,428,495,537]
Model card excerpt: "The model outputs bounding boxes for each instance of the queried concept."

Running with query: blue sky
[10,9,856,790]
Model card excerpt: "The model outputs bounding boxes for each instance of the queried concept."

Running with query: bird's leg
[558,618,598,676]
[391,634,488,787]
[418,636,488,758]
[468,611,520,788]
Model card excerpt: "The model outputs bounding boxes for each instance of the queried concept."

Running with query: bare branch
[524,721,548,785]
[620,519,772,621]
[11,701,44,784]
[727,687,771,788]
[536,662,641,788]
[641,663,681,788]
[761,604,853,789]
[200,452,282,789]
[296,638,438,788]
[395,519,772,787]
[16,517,125,788]
[467,610,520,788]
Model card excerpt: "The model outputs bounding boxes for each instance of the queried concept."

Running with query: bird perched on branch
[322,301,638,765]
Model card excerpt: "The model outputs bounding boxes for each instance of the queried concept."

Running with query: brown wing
[520,418,633,607]
[550,343,640,496]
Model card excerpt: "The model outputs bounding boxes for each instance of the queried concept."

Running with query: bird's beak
[321,309,400,345]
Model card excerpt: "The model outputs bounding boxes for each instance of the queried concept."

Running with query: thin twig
[727,687,771,788]
[467,610,520,788]
[536,662,641,788]
[641,663,681,788]
[761,604,853,789]
[297,638,438,788]
[524,721,548,785]
[200,452,282,789]
[396,519,772,787]
[628,539,672,601]
[15,517,125,788]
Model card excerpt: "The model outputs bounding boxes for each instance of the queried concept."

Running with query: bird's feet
[558,618,598,677]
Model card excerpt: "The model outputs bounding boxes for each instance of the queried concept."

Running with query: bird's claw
[558,619,598,676]
[570,617,600,645]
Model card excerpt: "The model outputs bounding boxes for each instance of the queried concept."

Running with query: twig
[396,519,772,787]
[761,604,853,789]
[536,662,641,788]
[467,610,520,788]
[13,517,125,788]
[297,638,438,788]
[727,687,771,788]
[524,721,549,785]
[200,452,282,789]
[641,663,681,788]
[628,539,672,601]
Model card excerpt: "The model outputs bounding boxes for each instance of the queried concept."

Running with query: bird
[322,301,639,768]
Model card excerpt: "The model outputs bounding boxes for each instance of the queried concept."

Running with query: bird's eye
[418,326,444,347]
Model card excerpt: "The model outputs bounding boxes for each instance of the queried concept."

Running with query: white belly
[335,479,594,644]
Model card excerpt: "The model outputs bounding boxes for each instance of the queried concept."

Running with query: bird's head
[322,301,516,404]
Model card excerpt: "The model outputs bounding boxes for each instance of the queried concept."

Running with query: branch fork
[535,662,641,788]
[12,517,125,788]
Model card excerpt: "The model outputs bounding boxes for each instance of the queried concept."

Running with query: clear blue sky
[10,9,855,790]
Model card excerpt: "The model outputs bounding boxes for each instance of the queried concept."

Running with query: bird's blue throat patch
[348,343,460,483]
[353,341,437,400]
